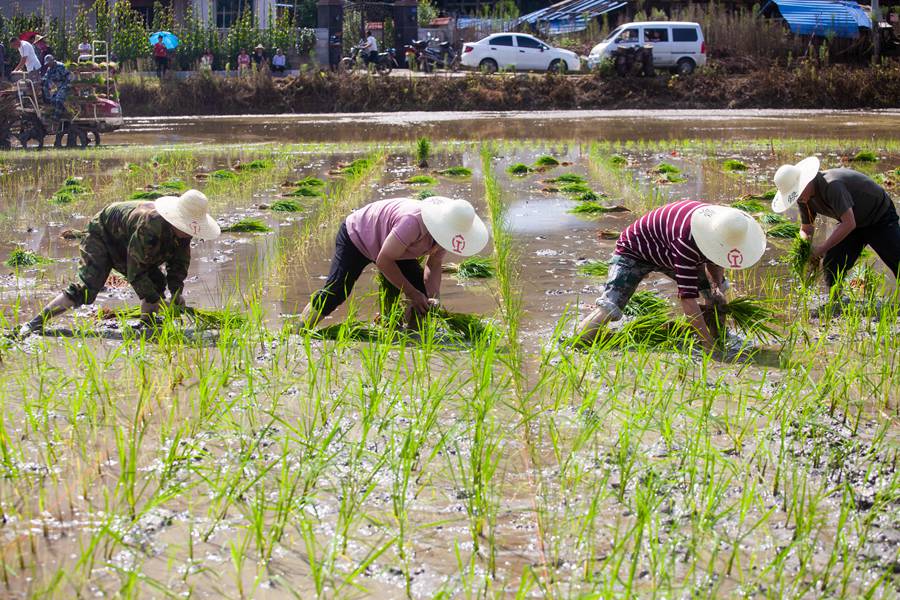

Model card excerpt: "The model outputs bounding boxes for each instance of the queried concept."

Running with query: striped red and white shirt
[615,200,707,299]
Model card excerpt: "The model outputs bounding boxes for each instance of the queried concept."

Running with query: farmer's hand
[141,299,160,316]
[710,288,727,307]
[408,291,430,316]
[810,244,826,263]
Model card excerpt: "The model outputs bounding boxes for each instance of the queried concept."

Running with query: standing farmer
[299,196,489,328]
[18,191,220,336]
[772,156,899,295]
[9,37,42,83]
[577,201,766,351]
[153,35,169,79]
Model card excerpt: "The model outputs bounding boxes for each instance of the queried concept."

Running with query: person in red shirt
[153,36,168,79]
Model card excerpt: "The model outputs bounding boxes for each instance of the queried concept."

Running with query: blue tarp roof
[517,0,628,34]
[762,0,872,38]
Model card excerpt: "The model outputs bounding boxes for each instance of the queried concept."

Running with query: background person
[41,55,71,122]
[18,191,220,336]
[360,30,378,66]
[299,196,488,329]
[9,37,42,83]
[577,201,766,352]
[271,48,286,75]
[252,44,267,71]
[772,156,900,299]
[237,48,251,74]
[199,48,214,72]
[153,35,168,78]
[78,37,93,61]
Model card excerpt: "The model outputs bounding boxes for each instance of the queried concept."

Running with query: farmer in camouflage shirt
[19,190,220,336]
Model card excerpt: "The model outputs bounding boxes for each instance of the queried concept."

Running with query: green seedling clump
[222,218,272,233]
[403,175,437,185]
[534,155,560,168]
[569,201,614,215]
[439,167,472,177]
[414,189,436,200]
[240,159,273,171]
[731,198,767,213]
[768,221,801,238]
[575,190,602,203]
[210,169,238,181]
[607,154,627,167]
[5,248,50,267]
[415,137,431,168]
[340,158,375,176]
[286,185,324,197]
[851,150,878,162]
[546,173,585,184]
[723,159,748,171]
[270,199,302,212]
[296,176,325,187]
[50,177,91,205]
[507,163,532,176]
[710,297,781,343]
[559,182,593,195]
[577,260,609,277]
[654,162,681,174]
[129,190,166,200]
[623,290,669,317]
[788,236,813,278]
[760,212,789,225]
[445,256,494,279]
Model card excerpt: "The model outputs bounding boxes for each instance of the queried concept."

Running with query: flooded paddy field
[0,111,899,598]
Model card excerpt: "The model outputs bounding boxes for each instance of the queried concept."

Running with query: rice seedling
[787,236,814,278]
[851,150,878,162]
[49,177,91,205]
[577,260,609,277]
[439,166,472,177]
[545,173,585,184]
[443,256,495,279]
[285,185,324,197]
[5,248,50,267]
[210,169,238,180]
[221,218,272,233]
[731,198,767,213]
[402,175,437,185]
[710,296,782,343]
[759,212,789,225]
[767,221,801,238]
[559,182,593,195]
[723,158,748,171]
[507,163,532,176]
[415,138,431,168]
[534,155,560,168]
[654,162,681,174]
[339,157,376,176]
[414,188,436,200]
[269,199,302,212]
[569,201,615,215]
[295,176,325,187]
[237,159,273,171]
[622,290,669,317]
[608,154,627,167]
[575,190,602,202]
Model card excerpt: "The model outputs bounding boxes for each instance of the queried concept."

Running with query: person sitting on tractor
[41,54,71,122]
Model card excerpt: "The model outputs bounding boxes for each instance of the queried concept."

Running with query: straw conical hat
[155,190,220,240]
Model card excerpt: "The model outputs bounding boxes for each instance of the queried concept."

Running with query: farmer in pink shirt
[299,196,488,328]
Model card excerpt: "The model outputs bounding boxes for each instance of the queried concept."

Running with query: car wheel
[548,59,567,74]
[675,58,695,75]
[479,58,498,74]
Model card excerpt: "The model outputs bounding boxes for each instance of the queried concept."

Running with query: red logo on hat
[727,248,743,268]
[451,234,466,253]
[190,220,200,235]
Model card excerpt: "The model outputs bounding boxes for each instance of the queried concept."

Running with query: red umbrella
[19,31,40,42]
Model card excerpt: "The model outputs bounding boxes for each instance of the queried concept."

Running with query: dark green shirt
[89,201,191,303]
[800,169,892,228]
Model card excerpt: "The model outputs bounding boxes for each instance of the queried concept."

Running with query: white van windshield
[604,26,623,42]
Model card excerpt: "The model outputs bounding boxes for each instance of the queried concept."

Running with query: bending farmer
[41,55,71,121]
[577,201,766,350]
[19,191,221,336]
[300,196,489,328]
[772,156,900,294]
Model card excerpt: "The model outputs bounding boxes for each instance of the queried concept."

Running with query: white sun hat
[154,190,221,240]
[420,197,489,257]
[771,156,820,213]
[690,204,766,270]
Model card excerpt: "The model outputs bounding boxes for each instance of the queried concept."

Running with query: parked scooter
[339,45,395,76]
[406,38,459,72]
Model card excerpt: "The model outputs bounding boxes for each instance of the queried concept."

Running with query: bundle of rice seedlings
[129,190,166,200]
[569,201,615,215]
[507,163,532,176]
[577,260,609,277]
[210,170,238,181]
[286,185,324,197]
[605,312,693,349]
[296,176,325,187]
[546,173,585,184]
[534,155,560,168]
[787,236,813,278]
[5,248,50,267]
[654,162,681,174]
[222,218,272,233]
[730,198,767,213]
[439,167,472,177]
[767,221,800,238]
[97,305,247,330]
[50,177,91,205]
[623,290,669,317]
[270,199,302,212]
[851,150,877,162]
[414,189,436,200]
[159,179,187,192]
[559,182,592,195]
[238,159,273,171]
[340,158,374,176]
[575,190,602,202]
[759,212,789,225]
[50,190,81,205]
[313,319,381,342]
[402,175,437,185]
[713,297,781,343]
[434,308,495,341]
[444,256,494,278]
[416,137,431,168]
[723,159,748,172]
[607,154,627,167]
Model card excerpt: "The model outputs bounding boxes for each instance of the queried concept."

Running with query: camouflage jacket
[42,63,71,95]
[88,201,191,303]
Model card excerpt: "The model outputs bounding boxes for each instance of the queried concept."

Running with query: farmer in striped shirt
[577,200,766,351]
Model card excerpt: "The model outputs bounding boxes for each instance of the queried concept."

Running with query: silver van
[587,21,707,74]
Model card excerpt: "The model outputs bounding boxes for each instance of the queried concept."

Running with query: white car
[461,33,580,73]
[587,21,707,74]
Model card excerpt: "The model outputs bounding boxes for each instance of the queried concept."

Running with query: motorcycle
[339,45,395,76]
[406,39,460,72]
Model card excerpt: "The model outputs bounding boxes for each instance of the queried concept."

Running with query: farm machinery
[0,41,123,150]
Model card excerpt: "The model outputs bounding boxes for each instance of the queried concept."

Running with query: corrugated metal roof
[518,0,628,27]
[763,0,871,38]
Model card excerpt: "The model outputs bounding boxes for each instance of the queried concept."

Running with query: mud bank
[119,63,900,117]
